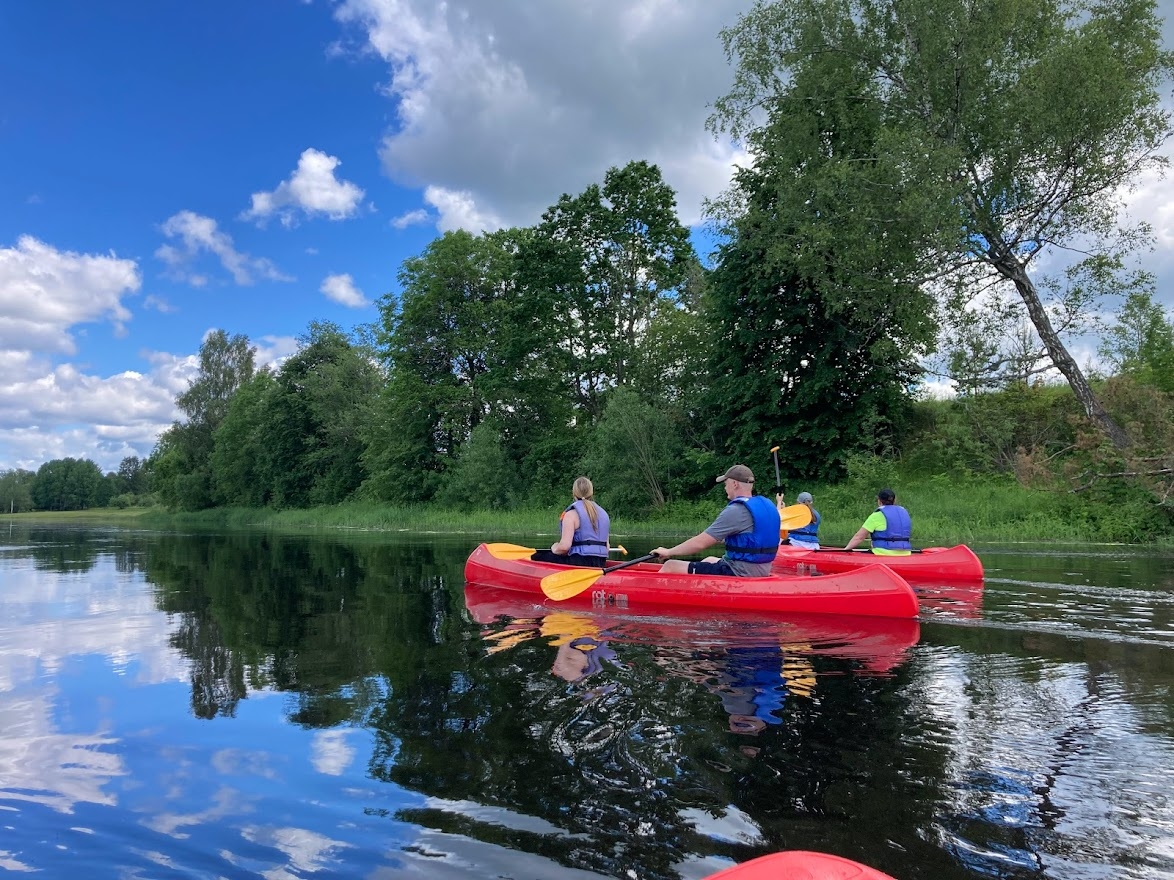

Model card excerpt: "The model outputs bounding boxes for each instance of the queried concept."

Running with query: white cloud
[156,211,292,286]
[0,236,139,356]
[319,273,370,308]
[332,0,755,230]
[424,185,503,233]
[241,148,366,226]
[390,207,430,229]
[0,354,181,471]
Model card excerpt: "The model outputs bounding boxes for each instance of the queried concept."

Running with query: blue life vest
[871,505,911,551]
[565,499,610,558]
[789,510,820,540]
[724,496,782,564]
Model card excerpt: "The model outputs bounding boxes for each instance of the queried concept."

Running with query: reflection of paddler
[542,613,617,682]
[652,630,818,734]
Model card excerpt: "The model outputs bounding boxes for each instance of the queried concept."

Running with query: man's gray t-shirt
[703,502,773,577]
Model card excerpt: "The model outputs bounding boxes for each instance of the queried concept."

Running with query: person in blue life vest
[787,491,821,549]
[844,488,912,556]
[652,464,782,577]
[530,476,611,568]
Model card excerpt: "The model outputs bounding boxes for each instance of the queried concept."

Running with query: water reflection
[0,526,1172,879]
[465,583,920,734]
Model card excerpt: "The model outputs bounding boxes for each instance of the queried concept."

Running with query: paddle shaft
[770,445,782,497]
[603,553,658,574]
[540,552,659,601]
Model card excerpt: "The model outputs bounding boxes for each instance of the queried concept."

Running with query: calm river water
[1,525,1172,879]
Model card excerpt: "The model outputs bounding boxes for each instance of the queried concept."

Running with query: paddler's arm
[551,509,579,555]
[652,531,718,559]
[843,526,870,551]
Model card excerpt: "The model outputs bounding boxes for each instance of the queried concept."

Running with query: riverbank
[5,474,1168,546]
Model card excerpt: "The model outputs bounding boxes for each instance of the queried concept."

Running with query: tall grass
[6,475,1165,546]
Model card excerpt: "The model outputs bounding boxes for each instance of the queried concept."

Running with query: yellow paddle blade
[779,503,813,531]
[613,545,627,556]
[485,542,537,561]
[540,566,607,601]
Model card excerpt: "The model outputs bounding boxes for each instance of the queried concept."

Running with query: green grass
[4,474,1168,546]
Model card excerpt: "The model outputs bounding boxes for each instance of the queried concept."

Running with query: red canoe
[705,850,897,879]
[774,543,983,582]
[465,544,919,619]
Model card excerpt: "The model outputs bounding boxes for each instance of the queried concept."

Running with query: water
[1,526,1172,879]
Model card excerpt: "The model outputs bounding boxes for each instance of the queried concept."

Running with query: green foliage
[712,0,1174,449]
[579,388,688,515]
[1099,290,1174,392]
[531,160,697,419]
[30,458,105,510]
[434,423,520,511]
[153,329,257,510]
[0,468,36,513]
[702,199,929,480]
[211,370,279,507]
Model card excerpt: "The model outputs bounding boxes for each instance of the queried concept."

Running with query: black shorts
[530,550,606,568]
[687,559,736,576]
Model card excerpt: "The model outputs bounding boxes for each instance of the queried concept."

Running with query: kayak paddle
[540,553,659,601]
[779,503,812,531]
[486,543,626,561]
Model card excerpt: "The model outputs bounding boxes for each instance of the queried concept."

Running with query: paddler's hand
[651,547,671,558]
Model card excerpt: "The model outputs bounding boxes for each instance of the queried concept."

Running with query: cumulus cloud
[241,148,366,226]
[332,0,755,229]
[0,345,190,467]
[0,235,139,356]
[319,273,370,308]
[156,211,292,286]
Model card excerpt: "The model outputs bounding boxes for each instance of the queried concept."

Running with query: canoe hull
[465,544,919,619]
[774,543,983,582]
[705,850,897,879]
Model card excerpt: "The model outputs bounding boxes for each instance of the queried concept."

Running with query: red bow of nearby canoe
[704,850,898,879]
[774,543,984,582]
[464,543,919,619]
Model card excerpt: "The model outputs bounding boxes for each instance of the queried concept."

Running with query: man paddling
[652,464,781,577]
[844,488,912,556]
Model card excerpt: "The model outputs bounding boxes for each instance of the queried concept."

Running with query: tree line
[6,0,1173,529]
[1,455,149,513]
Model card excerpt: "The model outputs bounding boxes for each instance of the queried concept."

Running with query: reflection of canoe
[465,583,921,675]
[774,543,984,582]
[915,581,986,619]
[465,543,919,619]
[704,850,897,879]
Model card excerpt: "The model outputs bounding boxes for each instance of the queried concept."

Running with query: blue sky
[2,0,1172,474]
[0,0,756,472]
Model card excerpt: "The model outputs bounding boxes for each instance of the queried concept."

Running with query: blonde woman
[531,477,612,568]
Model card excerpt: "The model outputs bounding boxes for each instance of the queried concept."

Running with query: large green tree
[712,0,1174,450]
[152,330,256,510]
[364,230,523,503]
[31,458,105,510]
[530,160,697,420]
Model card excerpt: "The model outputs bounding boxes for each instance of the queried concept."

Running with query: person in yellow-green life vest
[844,488,911,556]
